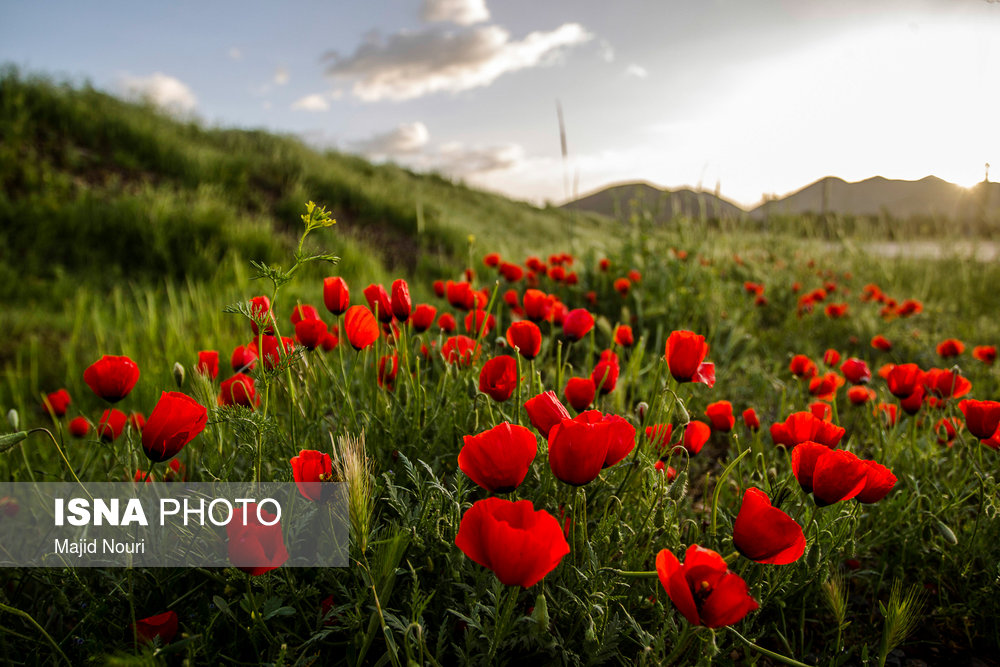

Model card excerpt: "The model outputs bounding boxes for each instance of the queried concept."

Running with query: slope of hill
[561,181,745,222]
[751,175,1000,220]
[0,69,609,303]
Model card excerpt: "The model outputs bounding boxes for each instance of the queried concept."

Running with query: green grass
[1,68,999,666]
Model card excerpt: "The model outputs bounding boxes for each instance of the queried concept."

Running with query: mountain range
[562,176,1000,222]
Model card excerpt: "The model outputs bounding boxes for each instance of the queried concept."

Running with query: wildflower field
[2,74,1000,665]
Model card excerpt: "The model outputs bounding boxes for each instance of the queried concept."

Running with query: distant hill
[561,181,745,222]
[750,175,1000,221]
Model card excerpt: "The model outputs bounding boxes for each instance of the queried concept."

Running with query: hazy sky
[2,0,998,207]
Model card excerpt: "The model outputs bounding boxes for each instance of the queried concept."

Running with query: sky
[2,0,999,208]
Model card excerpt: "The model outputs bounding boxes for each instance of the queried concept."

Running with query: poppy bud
[6,409,18,430]
[172,362,185,388]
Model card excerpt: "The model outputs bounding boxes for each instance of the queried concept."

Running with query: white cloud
[274,66,289,85]
[325,23,592,101]
[422,0,490,26]
[228,47,242,61]
[624,64,648,79]
[291,93,330,112]
[352,122,430,155]
[117,72,197,113]
[347,121,525,180]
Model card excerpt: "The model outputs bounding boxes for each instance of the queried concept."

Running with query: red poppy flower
[230,344,257,373]
[343,305,380,351]
[664,331,715,387]
[432,280,445,297]
[886,363,924,398]
[899,385,925,415]
[524,391,571,437]
[562,309,594,341]
[289,304,319,326]
[323,277,350,315]
[459,422,538,493]
[479,356,518,402]
[809,401,831,420]
[442,335,479,366]
[446,281,475,310]
[958,399,1000,441]
[628,269,642,283]
[219,373,259,408]
[808,373,844,401]
[506,321,542,360]
[248,295,274,335]
[855,460,896,503]
[742,408,760,431]
[744,281,765,296]
[597,412,637,467]
[791,443,868,506]
[935,417,961,446]
[290,449,334,502]
[464,309,496,337]
[847,386,876,405]
[613,325,634,348]
[290,319,325,351]
[733,488,805,564]
[613,277,631,296]
[871,335,892,352]
[654,460,677,479]
[430,314,453,335]
[923,368,971,399]
[132,611,178,645]
[128,411,145,432]
[385,279,411,322]
[789,354,818,379]
[406,304,436,333]
[656,544,759,628]
[705,401,735,432]
[823,349,841,366]
[840,358,871,384]
[897,299,922,316]
[483,252,501,267]
[84,355,140,403]
[226,502,290,575]
[599,258,611,271]
[97,409,127,442]
[548,413,612,485]
[193,350,219,380]
[455,498,569,588]
[499,262,524,282]
[973,345,996,365]
[591,358,620,395]
[257,335,295,371]
[936,338,965,358]
[69,416,90,438]
[564,377,596,411]
[646,424,673,449]
[680,421,711,455]
[162,458,186,482]
[521,289,554,322]
[770,411,845,448]
[363,284,393,323]
[140,392,207,463]
[824,303,848,318]
[378,353,399,391]
[43,389,71,417]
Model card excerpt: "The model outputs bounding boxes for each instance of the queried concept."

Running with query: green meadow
[1,71,999,665]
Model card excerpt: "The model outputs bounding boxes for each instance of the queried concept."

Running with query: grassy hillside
[0,69,611,293]
[0,68,612,380]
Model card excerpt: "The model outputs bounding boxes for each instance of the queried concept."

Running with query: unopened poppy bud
[495,337,507,348]
[636,401,649,420]
[532,593,549,632]
[675,401,690,424]
[6,409,18,430]
[172,362,185,387]
[0,430,28,453]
